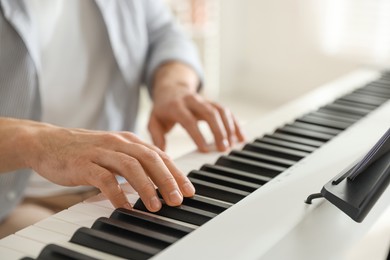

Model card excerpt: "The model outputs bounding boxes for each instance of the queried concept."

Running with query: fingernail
[169,190,183,205]
[182,182,195,196]
[149,196,161,211]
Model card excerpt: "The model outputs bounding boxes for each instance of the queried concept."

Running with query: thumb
[148,116,167,151]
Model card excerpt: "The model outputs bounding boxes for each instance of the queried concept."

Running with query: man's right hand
[0,118,195,212]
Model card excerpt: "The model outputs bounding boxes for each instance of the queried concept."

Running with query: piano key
[180,194,232,214]
[256,136,318,152]
[110,208,194,238]
[0,245,27,259]
[51,241,125,260]
[276,125,334,142]
[333,99,378,111]
[296,115,351,130]
[354,89,390,99]
[134,198,216,226]
[71,227,159,260]
[307,111,358,124]
[188,177,250,204]
[216,155,285,177]
[340,93,387,106]
[230,149,296,167]
[0,234,45,256]
[200,164,271,185]
[243,142,309,161]
[370,79,390,87]
[188,169,260,192]
[51,209,97,228]
[36,244,99,260]
[68,202,113,218]
[321,103,372,116]
[290,121,342,135]
[316,108,363,121]
[266,132,325,147]
[34,216,81,237]
[91,217,176,248]
[16,225,69,245]
[363,85,390,94]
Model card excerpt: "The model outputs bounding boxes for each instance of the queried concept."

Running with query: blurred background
[138,0,390,158]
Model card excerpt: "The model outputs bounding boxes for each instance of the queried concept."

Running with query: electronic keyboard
[1,68,389,260]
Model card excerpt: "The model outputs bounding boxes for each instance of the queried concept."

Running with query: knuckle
[159,175,176,188]
[136,181,156,195]
[141,149,160,163]
[100,132,120,143]
[119,156,141,171]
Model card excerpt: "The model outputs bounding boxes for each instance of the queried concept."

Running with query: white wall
[219,0,363,107]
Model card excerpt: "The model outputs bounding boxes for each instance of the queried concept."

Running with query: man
[0,0,244,236]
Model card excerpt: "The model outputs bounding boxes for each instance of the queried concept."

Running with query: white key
[68,202,113,218]
[0,234,45,257]
[16,225,69,244]
[52,209,97,227]
[34,216,80,237]
[0,245,27,259]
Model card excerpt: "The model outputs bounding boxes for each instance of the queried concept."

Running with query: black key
[216,155,285,177]
[70,227,158,260]
[256,136,317,152]
[92,217,175,249]
[322,103,371,116]
[110,208,193,238]
[290,121,342,135]
[36,244,98,260]
[276,125,334,142]
[316,108,362,121]
[243,142,310,161]
[155,190,231,214]
[355,89,390,99]
[370,79,390,88]
[334,99,378,111]
[296,114,351,130]
[181,194,232,214]
[266,133,325,147]
[188,169,260,192]
[341,93,387,106]
[201,164,271,185]
[308,111,358,124]
[364,85,390,94]
[134,199,216,226]
[230,149,296,167]
[189,177,250,204]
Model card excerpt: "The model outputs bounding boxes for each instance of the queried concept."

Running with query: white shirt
[25,0,117,196]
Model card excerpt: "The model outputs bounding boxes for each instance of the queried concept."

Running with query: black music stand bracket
[305,128,390,223]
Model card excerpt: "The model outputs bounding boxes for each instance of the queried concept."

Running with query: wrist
[152,61,200,101]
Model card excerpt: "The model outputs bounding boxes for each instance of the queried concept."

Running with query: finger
[86,163,131,210]
[187,99,228,152]
[96,150,164,212]
[212,103,236,146]
[175,106,209,152]
[115,143,184,207]
[232,114,246,142]
[148,115,167,151]
[120,132,195,197]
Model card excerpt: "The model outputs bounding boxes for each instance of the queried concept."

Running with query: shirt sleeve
[141,0,204,94]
